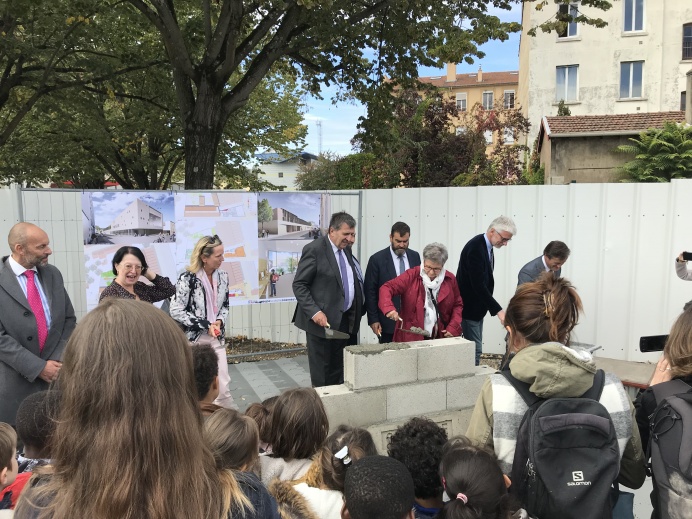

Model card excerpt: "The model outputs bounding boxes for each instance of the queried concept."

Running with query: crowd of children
[1,270,690,518]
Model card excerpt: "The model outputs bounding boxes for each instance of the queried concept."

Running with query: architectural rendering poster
[82,192,177,311]
[256,192,331,302]
[81,191,330,308]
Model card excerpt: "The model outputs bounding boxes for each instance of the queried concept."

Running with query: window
[557,2,579,38]
[684,24,692,60]
[482,92,494,110]
[620,61,643,98]
[682,92,687,111]
[503,128,515,144]
[278,172,284,178]
[555,65,578,102]
[624,0,644,32]
[484,130,493,145]
[504,91,515,109]
[456,92,467,112]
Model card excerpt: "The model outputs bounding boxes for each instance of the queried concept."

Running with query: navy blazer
[455,233,502,321]
[364,246,421,335]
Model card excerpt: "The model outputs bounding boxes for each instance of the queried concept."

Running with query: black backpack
[648,379,692,519]
[503,369,621,519]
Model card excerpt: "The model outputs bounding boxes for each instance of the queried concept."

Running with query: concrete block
[415,337,477,380]
[386,380,447,420]
[317,385,386,430]
[344,343,418,390]
[366,408,475,454]
[446,366,493,410]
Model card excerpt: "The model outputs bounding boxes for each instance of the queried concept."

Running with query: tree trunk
[184,77,225,189]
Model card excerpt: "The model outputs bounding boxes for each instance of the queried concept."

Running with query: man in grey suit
[292,212,365,387]
[517,241,570,286]
[0,223,76,425]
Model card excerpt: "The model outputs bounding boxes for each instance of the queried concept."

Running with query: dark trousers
[379,332,394,344]
[307,308,355,387]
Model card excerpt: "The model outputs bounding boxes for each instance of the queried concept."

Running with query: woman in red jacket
[379,242,463,343]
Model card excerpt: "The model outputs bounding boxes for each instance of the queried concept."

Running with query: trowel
[324,322,350,340]
[398,318,430,337]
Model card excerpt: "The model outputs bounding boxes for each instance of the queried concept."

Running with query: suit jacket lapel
[384,247,398,279]
[0,259,32,311]
[323,236,343,291]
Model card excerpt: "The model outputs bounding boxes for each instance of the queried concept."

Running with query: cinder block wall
[316,337,492,453]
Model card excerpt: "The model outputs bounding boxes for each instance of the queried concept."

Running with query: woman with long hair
[169,235,234,408]
[465,273,645,489]
[634,305,692,519]
[15,299,226,519]
[98,246,175,303]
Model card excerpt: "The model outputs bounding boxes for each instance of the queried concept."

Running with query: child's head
[15,390,61,459]
[342,455,414,519]
[315,425,377,492]
[387,417,448,502]
[204,409,259,471]
[437,437,512,519]
[268,387,328,460]
[245,395,278,446]
[192,343,219,403]
[0,423,18,489]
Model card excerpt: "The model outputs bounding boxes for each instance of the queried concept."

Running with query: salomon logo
[567,471,591,486]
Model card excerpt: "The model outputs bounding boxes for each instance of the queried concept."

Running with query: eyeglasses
[122,264,143,272]
[423,264,442,273]
[493,229,512,243]
[206,234,220,246]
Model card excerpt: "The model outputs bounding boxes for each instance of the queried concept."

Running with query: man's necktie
[491,249,495,271]
[24,270,48,351]
[338,250,350,312]
[398,255,406,276]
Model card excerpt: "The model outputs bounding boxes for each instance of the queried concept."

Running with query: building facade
[518,0,692,146]
[418,64,519,146]
[255,152,319,191]
[110,199,164,236]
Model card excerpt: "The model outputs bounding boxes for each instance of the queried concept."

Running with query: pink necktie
[24,270,48,351]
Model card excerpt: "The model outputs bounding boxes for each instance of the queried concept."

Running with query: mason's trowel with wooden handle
[398,318,430,337]
[324,323,350,340]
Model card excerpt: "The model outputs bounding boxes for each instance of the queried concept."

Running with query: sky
[300,5,523,157]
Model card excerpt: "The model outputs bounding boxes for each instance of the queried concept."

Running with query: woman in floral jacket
[170,235,234,408]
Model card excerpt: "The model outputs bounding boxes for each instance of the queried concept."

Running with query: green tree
[296,152,391,190]
[617,122,692,182]
[258,199,273,232]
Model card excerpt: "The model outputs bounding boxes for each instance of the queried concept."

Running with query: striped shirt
[8,256,52,329]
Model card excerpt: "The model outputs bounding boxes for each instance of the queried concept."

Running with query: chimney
[446,63,456,83]
[687,69,692,125]
[477,66,483,83]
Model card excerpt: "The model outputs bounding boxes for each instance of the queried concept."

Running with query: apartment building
[418,64,519,146]
[518,0,692,146]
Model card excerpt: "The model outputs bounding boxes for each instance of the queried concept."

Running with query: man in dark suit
[0,223,76,425]
[364,222,421,344]
[517,241,570,286]
[456,216,517,365]
[292,212,365,387]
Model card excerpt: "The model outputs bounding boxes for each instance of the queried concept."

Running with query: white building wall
[258,161,301,191]
[520,0,692,145]
[9,181,692,364]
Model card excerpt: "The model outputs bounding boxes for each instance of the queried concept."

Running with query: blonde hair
[665,306,692,378]
[15,299,224,519]
[203,409,257,517]
[187,235,223,273]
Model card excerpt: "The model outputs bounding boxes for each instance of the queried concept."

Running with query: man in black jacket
[364,222,421,344]
[456,216,516,365]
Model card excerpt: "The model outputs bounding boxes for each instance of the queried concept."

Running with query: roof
[255,152,318,163]
[542,111,686,138]
[418,71,519,88]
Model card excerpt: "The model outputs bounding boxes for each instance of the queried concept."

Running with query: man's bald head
[9,223,52,268]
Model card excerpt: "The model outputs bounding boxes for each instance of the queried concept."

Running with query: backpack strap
[501,369,542,408]
[651,379,692,405]
[501,368,605,407]
[581,369,605,401]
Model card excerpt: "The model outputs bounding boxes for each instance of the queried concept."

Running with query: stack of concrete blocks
[316,337,493,453]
